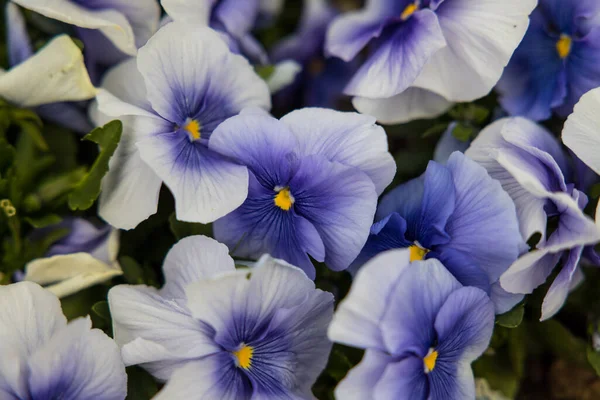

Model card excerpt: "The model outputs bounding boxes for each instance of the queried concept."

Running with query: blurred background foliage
[0,0,599,399]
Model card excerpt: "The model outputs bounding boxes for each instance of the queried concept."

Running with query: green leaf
[24,214,62,228]
[126,367,159,400]
[169,212,212,239]
[255,64,275,80]
[507,325,527,378]
[536,320,589,367]
[18,120,48,151]
[120,256,146,285]
[588,347,600,376]
[451,123,474,142]
[68,120,122,210]
[496,303,525,328]
[473,354,521,398]
[0,139,15,172]
[91,301,111,321]
[421,123,448,138]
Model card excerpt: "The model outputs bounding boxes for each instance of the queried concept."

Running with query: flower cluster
[2,0,600,399]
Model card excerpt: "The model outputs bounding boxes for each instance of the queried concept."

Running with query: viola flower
[466,117,600,320]
[497,0,600,121]
[0,282,127,399]
[271,0,358,110]
[351,151,525,313]
[329,249,495,399]
[325,0,536,124]
[12,0,160,80]
[5,3,92,132]
[94,22,271,229]
[108,235,333,398]
[209,108,396,278]
[23,218,122,298]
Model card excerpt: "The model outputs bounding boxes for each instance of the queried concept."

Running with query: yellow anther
[274,187,294,211]
[183,119,201,141]
[409,243,429,262]
[423,348,438,373]
[233,344,253,369]
[556,34,572,59]
[401,2,419,20]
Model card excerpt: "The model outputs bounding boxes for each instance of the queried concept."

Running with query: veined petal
[136,132,249,224]
[334,350,392,400]
[12,0,138,55]
[136,23,270,126]
[325,10,388,62]
[281,108,396,194]
[373,356,428,400]
[344,10,447,98]
[412,0,537,101]
[214,0,261,38]
[24,253,122,299]
[500,249,562,294]
[329,249,411,351]
[352,87,453,125]
[563,87,600,175]
[0,35,96,107]
[291,155,378,272]
[108,285,219,380]
[160,235,236,300]
[27,317,127,400]
[380,259,461,356]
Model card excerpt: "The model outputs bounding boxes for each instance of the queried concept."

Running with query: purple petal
[541,246,584,320]
[380,259,461,355]
[6,3,33,67]
[344,10,446,98]
[335,350,392,400]
[373,356,428,400]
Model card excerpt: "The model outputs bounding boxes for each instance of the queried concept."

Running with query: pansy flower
[12,0,160,80]
[467,117,600,320]
[209,108,396,278]
[94,22,271,229]
[351,151,525,313]
[329,249,495,399]
[325,0,536,124]
[497,0,600,121]
[23,218,122,298]
[5,3,92,132]
[108,235,333,399]
[0,282,127,399]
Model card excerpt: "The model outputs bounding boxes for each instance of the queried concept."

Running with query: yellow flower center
[423,348,438,373]
[401,2,419,20]
[183,119,201,141]
[556,34,572,59]
[274,187,294,211]
[409,243,429,262]
[233,344,253,369]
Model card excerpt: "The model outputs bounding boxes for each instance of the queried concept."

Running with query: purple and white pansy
[325,0,537,124]
[94,22,271,229]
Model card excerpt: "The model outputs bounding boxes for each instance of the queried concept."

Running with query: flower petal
[27,317,127,400]
[12,0,138,55]
[160,0,212,25]
[280,108,396,195]
[6,2,33,67]
[344,10,447,98]
[352,87,453,125]
[24,253,122,299]
[541,247,584,320]
[334,350,392,400]
[329,249,411,351]
[108,285,220,380]
[563,87,600,175]
[160,235,236,300]
[0,35,96,107]
[373,356,428,400]
[412,0,537,101]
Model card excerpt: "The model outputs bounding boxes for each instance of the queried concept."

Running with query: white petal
[412,0,537,101]
[160,0,212,25]
[12,0,137,55]
[24,253,123,298]
[267,60,302,93]
[563,87,600,175]
[0,35,95,107]
[352,87,453,124]
[160,235,236,300]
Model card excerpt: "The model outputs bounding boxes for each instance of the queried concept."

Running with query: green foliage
[168,212,212,240]
[68,120,123,210]
[588,347,600,376]
[496,303,525,328]
[255,64,276,80]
